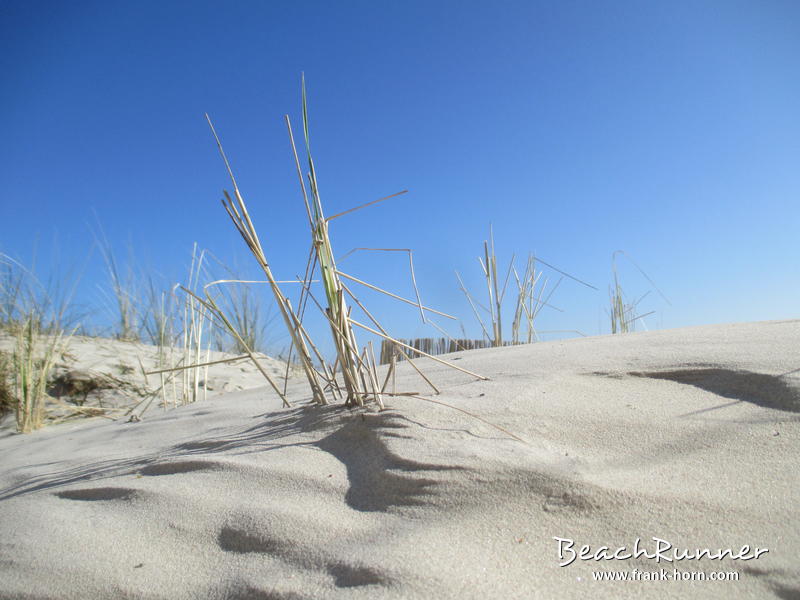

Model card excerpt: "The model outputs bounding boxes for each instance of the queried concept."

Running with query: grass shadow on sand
[0,405,465,514]
[314,412,463,512]
[0,404,349,501]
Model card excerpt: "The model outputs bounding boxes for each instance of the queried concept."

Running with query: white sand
[1,320,798,599]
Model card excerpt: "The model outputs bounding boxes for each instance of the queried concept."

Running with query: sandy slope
[0,333,290,424]
[0,320,798,599]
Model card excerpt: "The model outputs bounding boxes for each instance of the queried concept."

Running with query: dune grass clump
[175,245,211,406]
[203,77,486,409]
[95,243,211,413]
[0,254,76,432]
[134,246,251,416]
[510,252,563,344]
[455,227,516,347]
[11,315,70,432]
[608,250,669,334]
[214,282,272,355]
[456,228,595,346]
[0,351,13,419]
[93,240,280,416]
[94,228,140,342]
[609,261,633,334]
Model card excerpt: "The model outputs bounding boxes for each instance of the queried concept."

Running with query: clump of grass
[608,250,669,334]
[207,117,329,406]
[92,238,265,414]
[222,284,271,353]
[293,78,379,406]
[203,76,487,409]
[0,259,25,330]
[135,245,214,413]
[609,258,632,334]
[141,275,177,349]
[177,244,211,406]
[205,259,276,355]
[0,253,78,432]
[131,244,291,419]
[11,314,70,432]
[1,251,83,334]
[456,229,595,346]
[94,226,140,341]
[511,253,561,344]
[455,227,514,347]
[0,351,13,420]
[1,236,288,427]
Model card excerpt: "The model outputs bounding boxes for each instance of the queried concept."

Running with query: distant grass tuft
[1,253,75,432]
[12,315,70,432]
[0,350,13,420]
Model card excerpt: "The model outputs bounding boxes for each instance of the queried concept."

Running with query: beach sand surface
[1,320,798,599]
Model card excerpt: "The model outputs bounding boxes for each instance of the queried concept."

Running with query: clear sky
[1,0,798,354]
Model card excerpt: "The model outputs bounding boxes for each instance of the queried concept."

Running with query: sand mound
[0,333,291,425]
[0,320,798,598]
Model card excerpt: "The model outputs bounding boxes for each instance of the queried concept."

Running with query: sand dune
[1,320,798,599]
[0,333,289,424]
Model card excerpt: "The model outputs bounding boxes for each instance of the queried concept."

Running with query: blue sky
[1,0,798,353]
